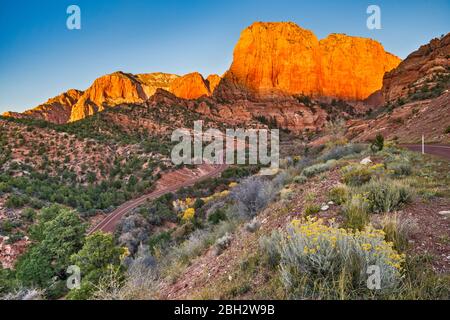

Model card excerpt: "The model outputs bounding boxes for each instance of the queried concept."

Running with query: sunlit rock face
[319,33,401,100]
[2,89,83,124]
[169,72,212,100]
[69,72,148,122]
[218,22,401,101]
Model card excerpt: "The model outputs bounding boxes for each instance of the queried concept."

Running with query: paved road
[403,144,450,160]
[88,164,228,235]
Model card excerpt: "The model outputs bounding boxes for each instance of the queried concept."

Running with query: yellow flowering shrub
[267,217,405,298]
[342,163,389,187]
[181,207,195,222]
[228,182,238,188]
[201,190,230,204]
[173,197,196,212]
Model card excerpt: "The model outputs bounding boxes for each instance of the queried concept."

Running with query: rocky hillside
[3,72,220,123]
[216,22,400,100]
[3,89,83,124]
[347,33,450,144]
[382,33,450,103]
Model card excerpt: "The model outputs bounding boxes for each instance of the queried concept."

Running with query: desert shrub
[0,220,15,234]
[21,208,36,222]
[387,162,412,177]
[259,231,283,268]
[67,232,125,300]
[445,126,450,134]
[5,194,29,208]
[231,176,275,219]
[341,164,373,186]
[148,231,172,254]
[319,144,366,162]
[117,213,150,254]
[208,208,227,225]
[279,187,294,200]
[245,219,261,233]
[96,244,158,300]
[371,134,384,152]
[0,267,18,295]
[377,214,418,252]
[342,194,370,231]
[266,218,404,299]
[193,198,205,209]
[293,175,307,184]
[93,259,159,300]
[328,184,349,205]
[214,233,233,256]
[1,288,44,300]
[395,254,450,299]
[170,229,211,265]
[304,203,321,216]
[359,178,413,213]
[302,160,337,178]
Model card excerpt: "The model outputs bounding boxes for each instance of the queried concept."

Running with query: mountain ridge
[3,21,401,124]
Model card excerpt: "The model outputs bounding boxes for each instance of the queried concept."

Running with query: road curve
[402,144,450,160]
[88,164,228,235]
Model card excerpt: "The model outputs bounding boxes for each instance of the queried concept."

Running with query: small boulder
[360,157,372,165]
[438,211,450,218]
[321,205,330,211]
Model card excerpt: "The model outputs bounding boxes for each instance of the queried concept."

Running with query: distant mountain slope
[347,33,450,144]
[382,33,450,103]
[3,89,82,124]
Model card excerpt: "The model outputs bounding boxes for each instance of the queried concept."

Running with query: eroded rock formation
[217,22,401,100]
[382,33,450,103]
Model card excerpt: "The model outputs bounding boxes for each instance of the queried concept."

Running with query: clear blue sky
[1,0,449,113]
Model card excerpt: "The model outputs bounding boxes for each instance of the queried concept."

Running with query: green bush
[359,178,413,213]
[304,203,321,216]
[328,185,349,205]
[208,209,227,225]
[5,194,29,208]
[293,175,307,184]
[387,161,412,177]
[445,126,450,134]
[341,165,373,186]
[379,214,416,252]
[148,231,172,254]
[371,134,384,152]
[342,194,370,230]
[0,220,14,234]
[318,144,366,162]
[302,160,337,178]
[21,208,36,222]
[68,232,125,300]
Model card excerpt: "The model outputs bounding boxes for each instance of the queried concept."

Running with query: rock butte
[3,21,402,123]
[218,22,401,100]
